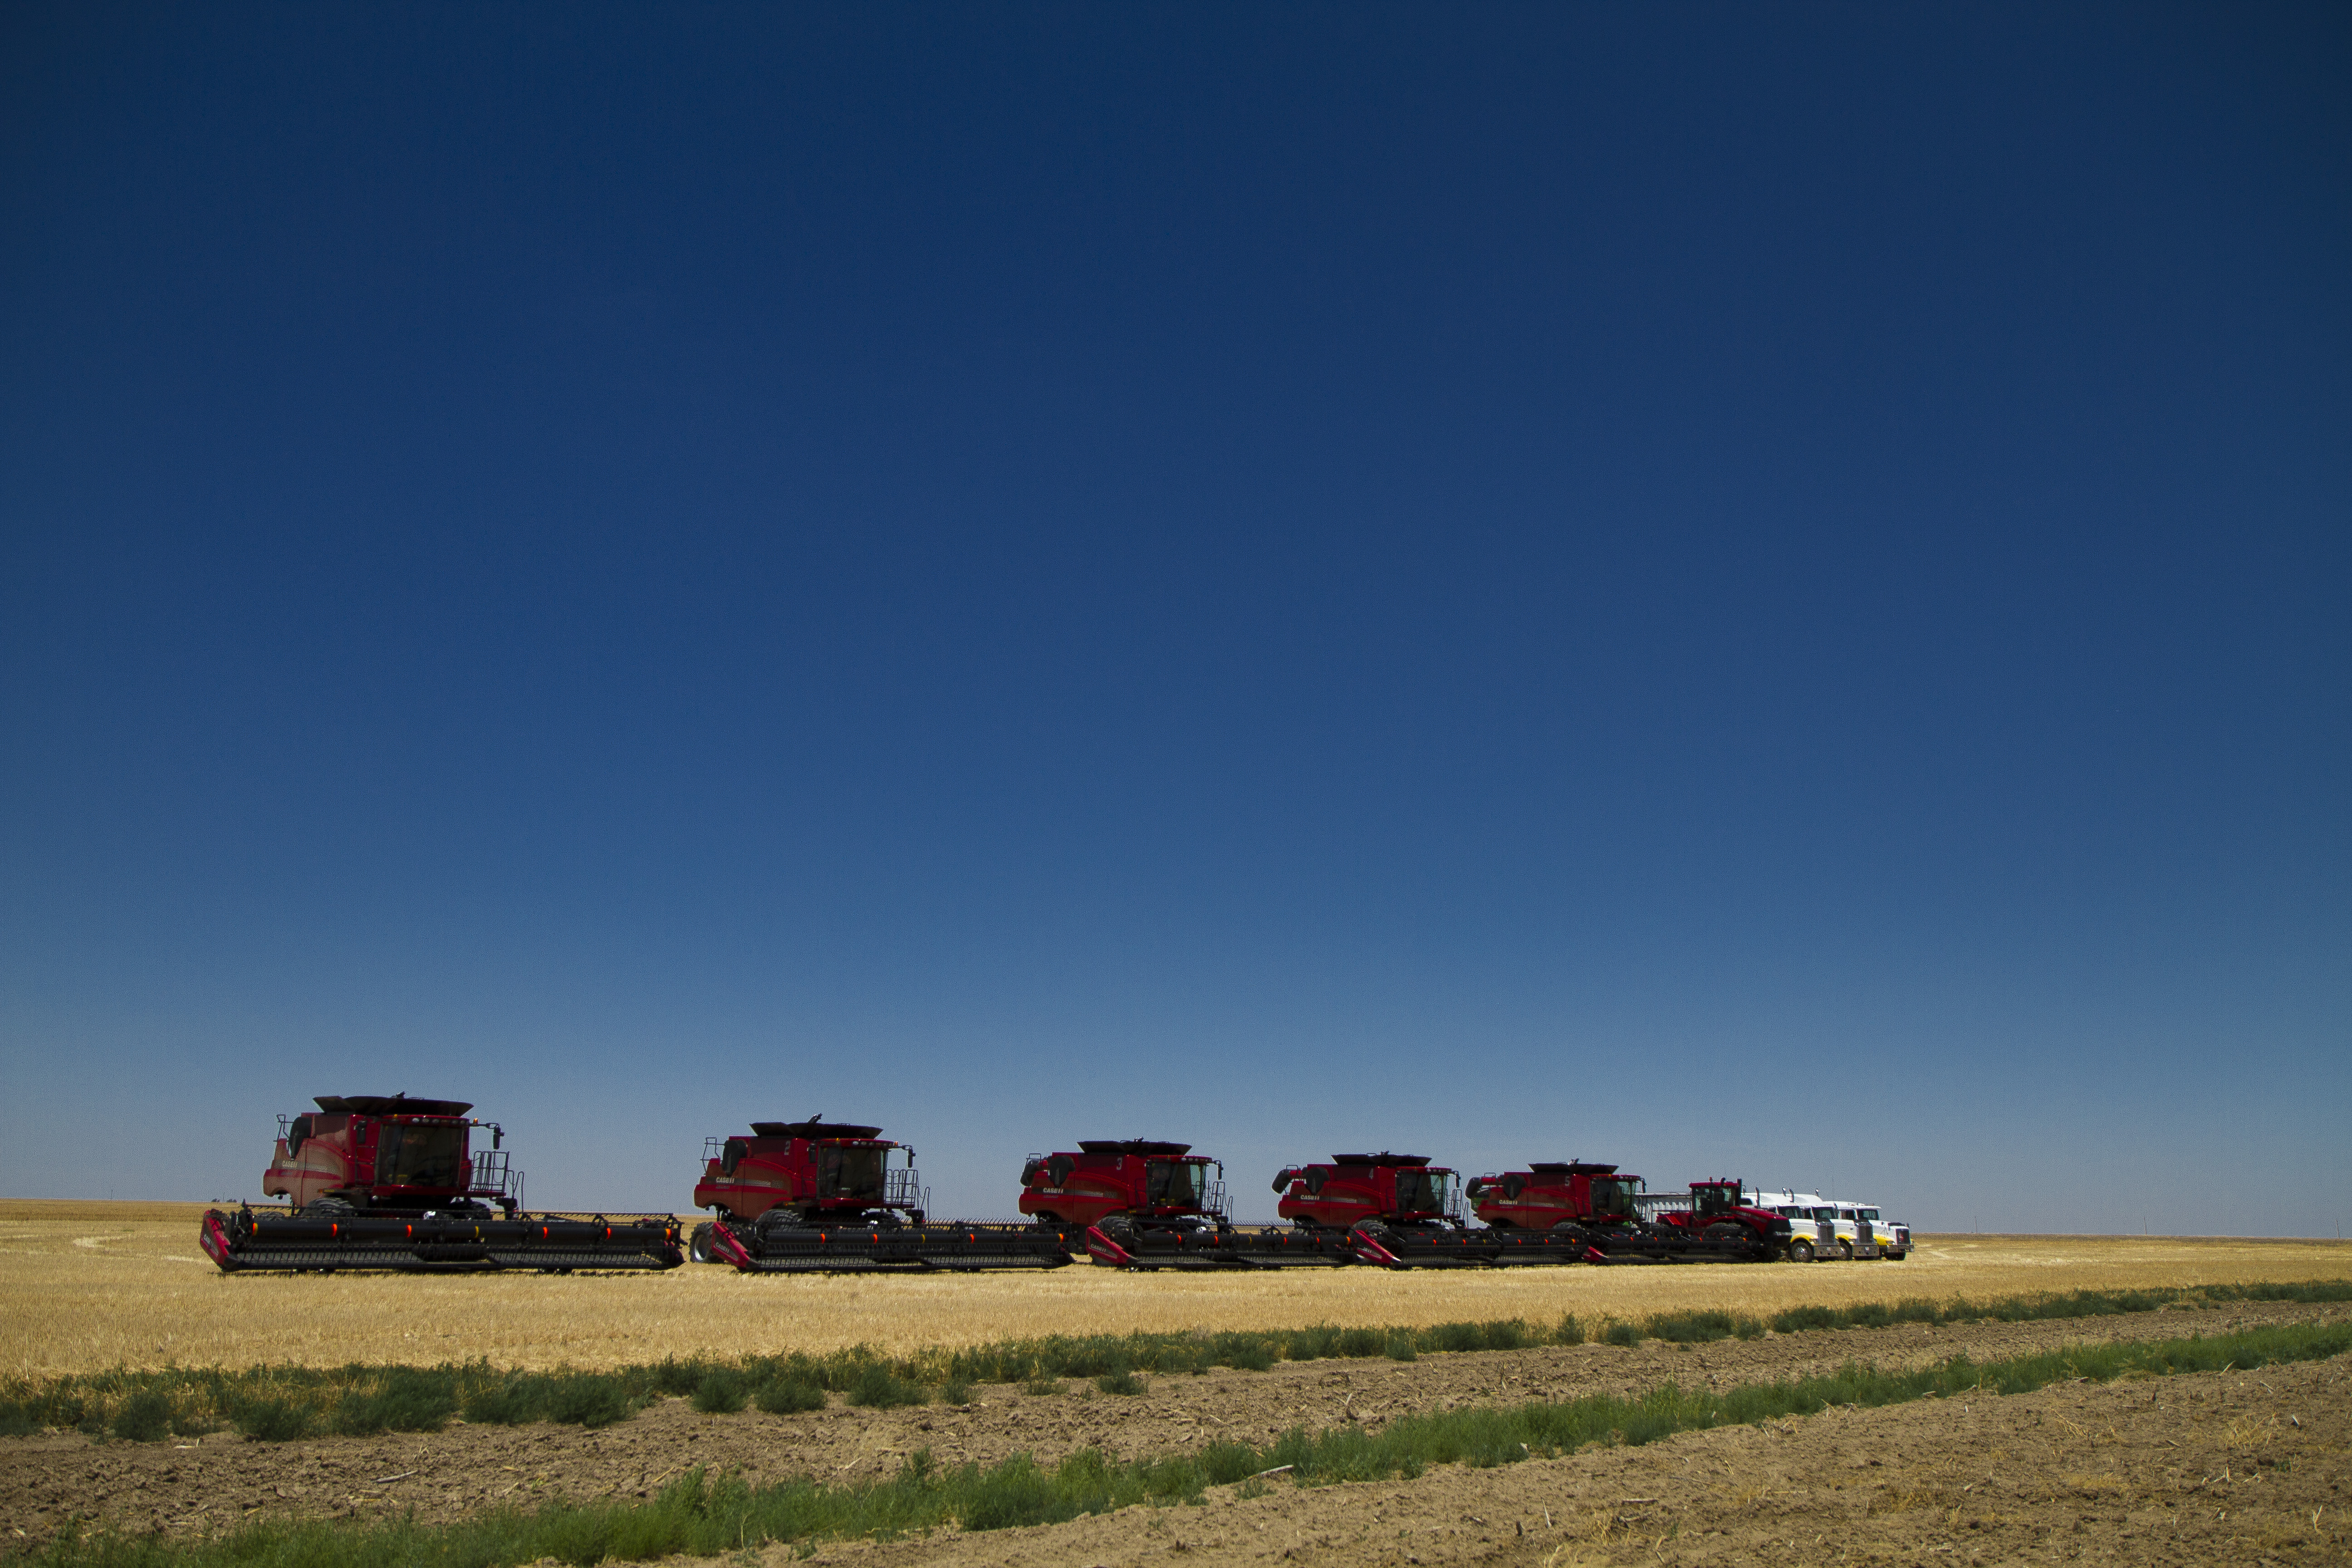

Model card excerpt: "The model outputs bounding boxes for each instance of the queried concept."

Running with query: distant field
[4,1198,2347,1376]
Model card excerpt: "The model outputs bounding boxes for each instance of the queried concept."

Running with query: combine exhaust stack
[201,1095,683,1273]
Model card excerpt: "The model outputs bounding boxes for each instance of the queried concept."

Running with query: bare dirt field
[6,1200,2349,1377]
[3,1300,2347,1565]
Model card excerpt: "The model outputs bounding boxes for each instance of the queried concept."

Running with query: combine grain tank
[200,1095,682,1273]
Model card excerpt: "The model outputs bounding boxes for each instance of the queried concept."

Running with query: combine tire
[1786,1237,1815,1264]
[299,1197,356,1218]
[689,1223,715,1264]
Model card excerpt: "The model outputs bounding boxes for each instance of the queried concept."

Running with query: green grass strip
[5,1278,2346,1443]
[12,1318,2347,1568]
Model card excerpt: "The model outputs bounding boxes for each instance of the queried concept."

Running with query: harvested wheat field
[5,1200,2351,1567]
[4,1199,2349,1376]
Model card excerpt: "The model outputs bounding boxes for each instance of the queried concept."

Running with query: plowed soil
[6,1299,2346,1566]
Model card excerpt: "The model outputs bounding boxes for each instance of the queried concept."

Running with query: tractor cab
[693,1117,926,1224]
[1275,1154,1463,1231]
[1467,1160,1644,1230]
[1690,1180,1744,1220]
[1018,1140,1228,1230]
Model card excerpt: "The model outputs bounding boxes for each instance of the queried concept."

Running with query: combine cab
[1467,1163,1796,1263]
[201,1095,682,1273]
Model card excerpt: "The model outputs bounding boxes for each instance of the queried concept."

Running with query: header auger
[200,1095,682,1273]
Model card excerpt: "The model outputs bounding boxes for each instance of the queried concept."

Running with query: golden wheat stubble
[0,1200,2344,1376]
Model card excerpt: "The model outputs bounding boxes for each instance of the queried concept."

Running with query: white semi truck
[1742,1189,1911,1260]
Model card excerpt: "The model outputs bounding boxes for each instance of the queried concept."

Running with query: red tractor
[1651,1179,1797,1259]
[689,1117,925,1261]
[1018,1140,1229,1253]
[203,1093,681,1272]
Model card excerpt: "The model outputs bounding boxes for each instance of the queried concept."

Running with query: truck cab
[1742,1189,1833,1262]
[1821,1200,1910,1260]
[1853,1204,1910,1259]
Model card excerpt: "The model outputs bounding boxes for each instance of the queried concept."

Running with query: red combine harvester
[200,1095,683,1272]
[695,1117,1079,1272]
[689,1117,925,1260]
[1019,1139,1279,1268]
[1266,1153,1499,1266]
[1467,1162,1794,1262]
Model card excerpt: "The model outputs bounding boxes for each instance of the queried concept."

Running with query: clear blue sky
[3,5,2345,1235]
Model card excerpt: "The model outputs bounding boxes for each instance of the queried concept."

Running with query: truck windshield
[1589,1178,1634,1218]
[1858,1207,1880,1222]
[1396,1169,1455,1214]
[1811,1206,1838,1221]
[1146,1161,1205,1207]
[375,1124,467,1189]
[819,1146,885,1201]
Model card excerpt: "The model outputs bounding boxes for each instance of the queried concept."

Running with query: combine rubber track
[201,1207,684,1272]
[706,1218,1085,1272]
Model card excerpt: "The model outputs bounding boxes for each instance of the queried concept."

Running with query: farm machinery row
[691,1132,1822,1273]
[201,1094,1912,1274]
